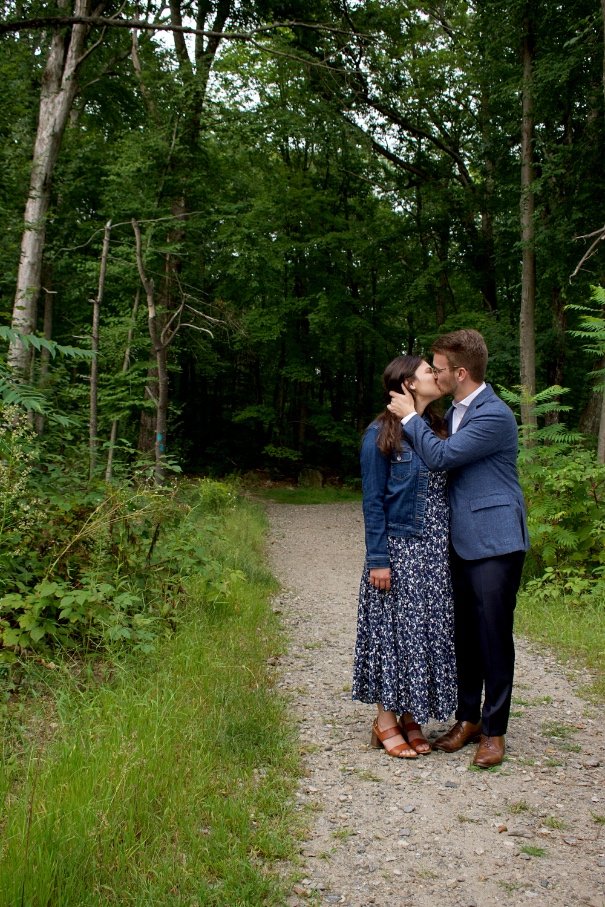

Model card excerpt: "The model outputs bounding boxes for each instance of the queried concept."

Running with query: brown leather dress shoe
[473,735,505,768]
[433,720,482,753]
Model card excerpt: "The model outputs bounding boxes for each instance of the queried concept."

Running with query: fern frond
[533,423,584,444]
[0,326,93,360]
[0,372,46,413]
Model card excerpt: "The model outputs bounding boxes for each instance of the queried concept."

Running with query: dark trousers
[450,547,526,736]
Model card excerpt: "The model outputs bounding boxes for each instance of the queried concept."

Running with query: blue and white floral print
[352,470,457,724]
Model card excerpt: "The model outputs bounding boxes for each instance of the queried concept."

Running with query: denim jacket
[360,420,430,569]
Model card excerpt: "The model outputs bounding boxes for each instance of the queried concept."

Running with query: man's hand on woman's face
[387,386,416,419]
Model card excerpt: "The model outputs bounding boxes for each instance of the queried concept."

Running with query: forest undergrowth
[0,479,302,906]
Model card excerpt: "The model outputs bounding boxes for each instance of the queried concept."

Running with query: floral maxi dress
[352,469,457,724]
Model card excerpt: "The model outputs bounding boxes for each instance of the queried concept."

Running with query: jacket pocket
[469,493,511,511]
[390,449,413,480]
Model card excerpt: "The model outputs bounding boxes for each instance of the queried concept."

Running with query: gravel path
[265,502,605,907]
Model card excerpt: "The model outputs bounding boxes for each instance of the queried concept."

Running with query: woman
[352,355,457,758]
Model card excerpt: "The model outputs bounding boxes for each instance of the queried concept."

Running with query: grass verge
[250,485,361,505]
[516,589,604,699]
[0,489,301,906]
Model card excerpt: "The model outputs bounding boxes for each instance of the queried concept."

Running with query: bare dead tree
[132,218,216,484]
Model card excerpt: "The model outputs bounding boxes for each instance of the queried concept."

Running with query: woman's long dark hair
[374,355,446,455]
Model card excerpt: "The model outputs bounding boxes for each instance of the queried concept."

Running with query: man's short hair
[431,329,488,383]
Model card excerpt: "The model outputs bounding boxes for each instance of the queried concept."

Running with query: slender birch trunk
[9,0,95,377]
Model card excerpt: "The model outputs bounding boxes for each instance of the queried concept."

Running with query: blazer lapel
[445,384,493,435]
[456,384,492,432]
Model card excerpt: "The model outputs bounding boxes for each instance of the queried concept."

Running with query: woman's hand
[369,567,391,591]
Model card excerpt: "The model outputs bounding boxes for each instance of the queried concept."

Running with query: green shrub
[498,385,604,610]
[0,477,245,660]
[0,406,46,585]
[519,442,605,582]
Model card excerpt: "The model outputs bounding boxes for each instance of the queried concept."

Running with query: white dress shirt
[451,383,486,433]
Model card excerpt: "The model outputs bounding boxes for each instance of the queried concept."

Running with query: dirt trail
[265,502,605,907]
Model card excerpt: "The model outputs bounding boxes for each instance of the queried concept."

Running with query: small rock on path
[265,502,605,907]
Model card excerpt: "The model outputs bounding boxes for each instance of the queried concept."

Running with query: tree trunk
[90,219,111,480]
[33,282,55,436]
[519,11,537,443]
[598,0,605,461]
[543,287,566,427]
[133,219,169,485]
[105,289,140,483]
[602,0,605,104]
[9,0,95,377]
[436,223,452,325]
[598,375,605,463]
[138,371,159,455]
[154,347,169,484]
[479,87,498,313]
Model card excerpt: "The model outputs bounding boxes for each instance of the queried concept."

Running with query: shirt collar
[453,382,486,409]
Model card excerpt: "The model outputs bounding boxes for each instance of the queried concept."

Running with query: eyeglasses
[431,365,462,376]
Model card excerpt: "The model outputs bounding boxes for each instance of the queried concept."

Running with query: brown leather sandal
[399,715,431,755]
[370,720,418,759]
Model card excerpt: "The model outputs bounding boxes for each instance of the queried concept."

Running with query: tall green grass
[0,493,301,906]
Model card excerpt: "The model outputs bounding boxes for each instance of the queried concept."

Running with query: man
[387,329,529,767]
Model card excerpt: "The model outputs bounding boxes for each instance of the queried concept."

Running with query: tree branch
[571,225,605,279]
[0,15,362,40]
[341,115,429,183]
[362,95,474,188]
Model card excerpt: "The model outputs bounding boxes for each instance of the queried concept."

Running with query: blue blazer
[403,384,529,560]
